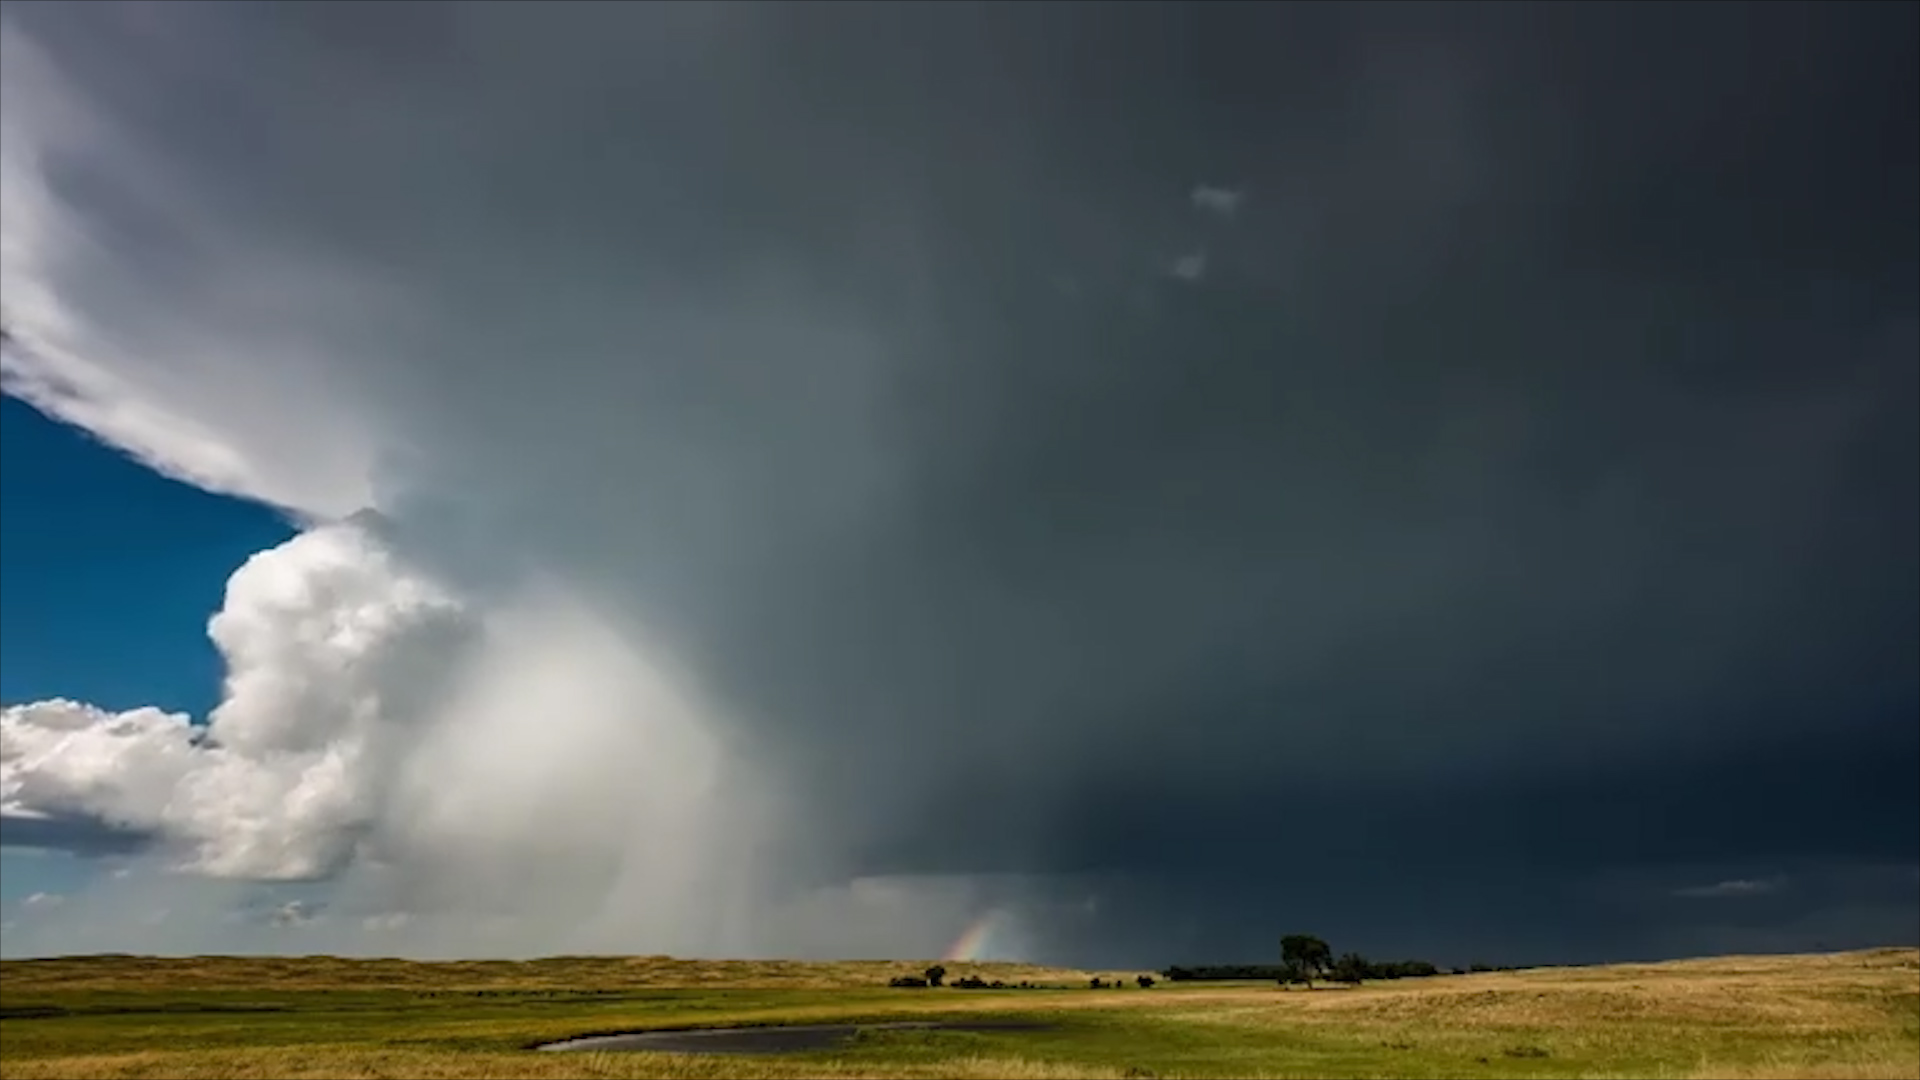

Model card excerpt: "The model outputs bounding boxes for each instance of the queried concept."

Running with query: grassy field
[0,948,1914,1079]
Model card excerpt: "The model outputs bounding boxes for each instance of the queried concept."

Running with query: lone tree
[924,964,948,987]
[1280,934,1333,989]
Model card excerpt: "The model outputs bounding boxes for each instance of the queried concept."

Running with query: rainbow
[943,910,1016,962]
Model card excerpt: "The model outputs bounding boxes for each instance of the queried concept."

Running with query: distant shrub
[953,975,989,989]
[990,980,1005,989]
[1136,974,1156,988]
[1331,952,1368,986]
[1089,977,1105,989]
[924,964,947,987]
[889,975,929,988]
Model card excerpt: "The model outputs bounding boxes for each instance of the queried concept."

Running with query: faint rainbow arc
[943,911,1003,962]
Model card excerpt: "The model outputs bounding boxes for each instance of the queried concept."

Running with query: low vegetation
[1163,932,1447,987]
[1,948,1914,1079]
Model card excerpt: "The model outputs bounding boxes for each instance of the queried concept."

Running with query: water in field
[537,1020,1048,1054]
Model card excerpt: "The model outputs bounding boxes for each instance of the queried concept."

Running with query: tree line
[1162,934,1522,986]
[889,935,1526,992]
[887,964,1158,990]
[1161,958,1440,983]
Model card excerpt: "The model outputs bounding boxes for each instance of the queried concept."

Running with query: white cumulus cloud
[1,521,473,880]
[0,509,951,958]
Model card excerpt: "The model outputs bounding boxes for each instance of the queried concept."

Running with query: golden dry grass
[0,1048,1129,1080]
[0,954,1133,993]
[1696,1064,1920,1080]
[2,947,1914,1079]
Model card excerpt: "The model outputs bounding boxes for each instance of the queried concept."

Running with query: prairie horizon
[2,946,1914,1079]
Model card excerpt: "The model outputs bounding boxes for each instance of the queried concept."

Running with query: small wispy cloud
[1674,877,1787,899]
[1191,184,1245,217]
[21,891,63,908]
[363,912,412,932]
[269,899,322,927]
[1170,250,1208,282]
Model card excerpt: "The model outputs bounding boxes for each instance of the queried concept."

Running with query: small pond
[537,1020,1049,1054]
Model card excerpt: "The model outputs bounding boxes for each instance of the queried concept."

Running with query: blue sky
[0,398,290,904]
[1,398,291,716]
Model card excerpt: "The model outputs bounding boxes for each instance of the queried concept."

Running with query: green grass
[1,949,1914,1078]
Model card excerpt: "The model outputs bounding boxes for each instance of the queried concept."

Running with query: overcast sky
[1,0,1915,967]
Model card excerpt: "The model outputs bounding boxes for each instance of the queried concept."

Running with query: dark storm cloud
[3,0,1913,961]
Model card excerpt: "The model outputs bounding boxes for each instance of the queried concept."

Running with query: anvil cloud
[1,1,1915,964]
